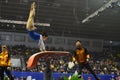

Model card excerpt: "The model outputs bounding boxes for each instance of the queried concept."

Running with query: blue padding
[11,71,44,80]
[11,71,117,80]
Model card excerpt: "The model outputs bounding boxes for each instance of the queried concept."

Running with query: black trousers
[0,66,13,80]
[78,62,99,80]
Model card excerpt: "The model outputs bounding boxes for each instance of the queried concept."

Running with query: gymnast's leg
[26,2,36,31]
[26,2,40,41]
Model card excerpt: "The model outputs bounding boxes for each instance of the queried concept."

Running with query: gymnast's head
[42,32,48,41]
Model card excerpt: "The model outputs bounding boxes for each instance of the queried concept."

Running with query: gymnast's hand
[42,49,46,52]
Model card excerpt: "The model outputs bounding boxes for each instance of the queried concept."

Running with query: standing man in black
[72,40,99,80]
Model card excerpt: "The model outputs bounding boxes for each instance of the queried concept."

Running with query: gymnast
[26,2,48,51]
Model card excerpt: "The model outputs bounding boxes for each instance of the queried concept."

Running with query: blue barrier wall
[11,71,116,80]
[11,71,44,80]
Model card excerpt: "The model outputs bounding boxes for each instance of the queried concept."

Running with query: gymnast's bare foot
[31,2,36,10]
[30,2,36,18]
